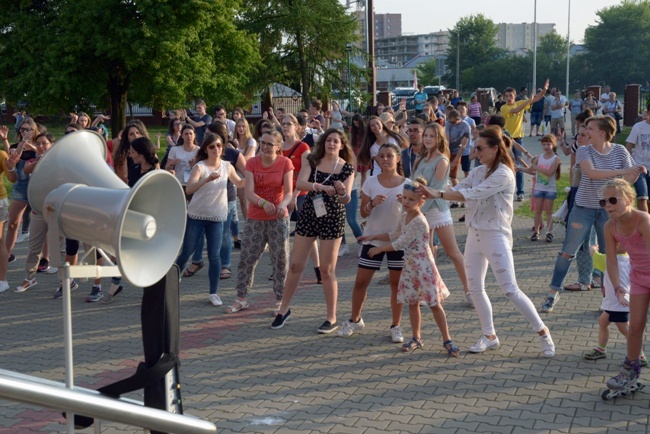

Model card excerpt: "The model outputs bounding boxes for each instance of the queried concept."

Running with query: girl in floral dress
[362,179,459,356]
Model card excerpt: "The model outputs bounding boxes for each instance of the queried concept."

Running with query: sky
[342,0,621,44]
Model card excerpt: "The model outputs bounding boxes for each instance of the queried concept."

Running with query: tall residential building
[375,31,450,67]
[375,13,401,39]
[497,23,556,54]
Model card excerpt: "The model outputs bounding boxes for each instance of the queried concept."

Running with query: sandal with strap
[220,267,232,279]
[402,338,423,353]
[225,299,250,314]
[531,232,540,241]
[545,232,554,242]
[183,261,204,278]
[443,340,460,357]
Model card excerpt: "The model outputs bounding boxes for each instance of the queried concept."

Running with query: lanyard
[314,159,339,184]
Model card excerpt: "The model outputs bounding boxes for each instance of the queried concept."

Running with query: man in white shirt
[214,105,236,138]
[549,90,568,133]
[600,85,611,111]
[626,103,650,212]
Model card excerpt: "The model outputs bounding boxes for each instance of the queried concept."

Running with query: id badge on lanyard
[313,194,327,217]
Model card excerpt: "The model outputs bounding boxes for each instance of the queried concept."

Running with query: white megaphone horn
[29,130,187,287]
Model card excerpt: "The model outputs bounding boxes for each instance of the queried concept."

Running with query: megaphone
[29,131,187,287]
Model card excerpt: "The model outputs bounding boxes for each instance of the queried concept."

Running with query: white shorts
[425,207,453,229]
[0,198,8,223]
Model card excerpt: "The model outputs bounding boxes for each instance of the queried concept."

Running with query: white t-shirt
[453,163,515,238]
[169,145,199,185]
[550,95,567,119]
[534,153,559,193]
[593,252,630,312]
[226,119,236,138]
[370,136,398,176]
[626,121,650,169]
[361,175,406,247]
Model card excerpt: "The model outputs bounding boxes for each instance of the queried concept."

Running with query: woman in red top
[282,114,322,283]
[228,130,294,313]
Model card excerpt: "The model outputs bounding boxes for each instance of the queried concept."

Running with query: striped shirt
[575,144,635,209]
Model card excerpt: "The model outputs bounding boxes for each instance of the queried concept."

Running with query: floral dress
[390,213,450,306]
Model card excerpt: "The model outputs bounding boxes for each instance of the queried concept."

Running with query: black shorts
[605,310,629,323]
[358,244,404,271]
[461,155,471,173]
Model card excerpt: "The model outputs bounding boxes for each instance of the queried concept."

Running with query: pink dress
[390,213,450,306]
[613,214,650,294]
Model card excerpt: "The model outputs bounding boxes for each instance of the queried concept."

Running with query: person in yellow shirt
[0,139,15,293]
[500,80,549,201]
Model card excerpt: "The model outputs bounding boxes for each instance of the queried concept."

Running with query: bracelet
[364,202,373,213]
[338,193,349,202]
[7,167,15,172]
[313,183,318,192]
[258,198,267,207]
[369,199,375,208]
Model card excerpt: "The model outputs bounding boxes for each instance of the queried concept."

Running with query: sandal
[564,282,591,291]
[225,299,250,313]
[531,232,540,241]
[220,268,231,279]
[545,232,553,242]
[182,261,204,277]
[443,340,460,357]
[402,338,423,353]
[14,278,37,293]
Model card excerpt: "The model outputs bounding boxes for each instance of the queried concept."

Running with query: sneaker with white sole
[271,309,291,329]
[540,333,555,357]
[539,294,558,313]
[85,286,103,302]
[0,280,9,294]
[391,325,404,343]
[337,318,365,337]
[469,335,500,353]
[16,232,29,243]
[209,294,223,306]
[338,243,350,257]
[54,280,79,299]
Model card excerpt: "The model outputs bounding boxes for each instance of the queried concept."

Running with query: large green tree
[239,0,360,106]
[444,14,505,90]
[0,0,260,135]
[412,58,437,87]
[584,0,650,91]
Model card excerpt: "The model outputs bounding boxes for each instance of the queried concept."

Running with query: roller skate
[602,358,644,400]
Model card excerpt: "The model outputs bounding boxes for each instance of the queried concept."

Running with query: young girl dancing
[361,178,458,355]
[601,179,650,390]
[517,134,561,242]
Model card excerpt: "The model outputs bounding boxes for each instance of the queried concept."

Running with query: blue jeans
[176,217,224,294]
[230,203,239,237]
[342,189,363,244]
[513,139,524,196]
[550,205,608,291]
[220,201,236,270]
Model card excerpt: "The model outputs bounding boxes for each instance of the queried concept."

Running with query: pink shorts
[630,281,650,296]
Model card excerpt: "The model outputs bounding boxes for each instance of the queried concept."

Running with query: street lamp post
[346,43,353,112]
[566,0,571,96]
[533,0,537,93]
[456,30,460,91]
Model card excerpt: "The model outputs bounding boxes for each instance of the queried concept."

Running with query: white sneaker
[469,335,500,353]
[209,294,223,306]
[16,232,29,243]
[338,243,350,257]
[391,325,404,343]
[540,333,555,357]
[337,318,365,337]
[0,280,9,293]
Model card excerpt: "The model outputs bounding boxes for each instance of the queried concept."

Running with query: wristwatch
[440,191,444,199]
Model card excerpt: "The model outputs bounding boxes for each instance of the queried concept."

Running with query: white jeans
[464,228,545,336]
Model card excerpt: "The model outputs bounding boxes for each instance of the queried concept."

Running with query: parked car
[390,87,417,111]
[424,85,446,99]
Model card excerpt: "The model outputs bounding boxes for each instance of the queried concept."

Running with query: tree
[239,0,360,106]
[0,0,260,135]
[444,14,505,90]
[584,0,650,91]
[412,58,437,87]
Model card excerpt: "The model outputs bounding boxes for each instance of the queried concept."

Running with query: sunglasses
[259,141,277,148]
[207,143,222,150]
[281,122,294,127]
[403,184,418,193]
[599,197,622,207]
[19,128,32,133]
[474,145,488,152]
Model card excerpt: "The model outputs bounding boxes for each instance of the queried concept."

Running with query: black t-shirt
[223,147,241,202]
[128,164,156,187]
[9,143,37,161]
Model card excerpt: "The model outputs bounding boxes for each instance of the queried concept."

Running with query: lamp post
[533,0,537,92]
[566,0,571,96]
[346,43,353,112]
[455,30,460,91]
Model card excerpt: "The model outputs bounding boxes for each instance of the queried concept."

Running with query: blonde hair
[601,178,636,203]
[413,123,448,174]
[586,115,617,142]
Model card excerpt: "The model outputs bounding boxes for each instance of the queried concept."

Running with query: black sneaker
[317,321,338,334]
[85,286,103,302]
[271,309,291,329]
[7,253,15,263]
[233,240,241,249]
[53,280,79,299]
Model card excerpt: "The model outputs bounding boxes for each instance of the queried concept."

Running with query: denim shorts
[461,155,471,173]
[12,182,28,202]
[530,111,542,126]
[533,190,558,200]
[633,172,650,200]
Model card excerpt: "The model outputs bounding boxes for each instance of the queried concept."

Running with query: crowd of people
[3,84,650,389]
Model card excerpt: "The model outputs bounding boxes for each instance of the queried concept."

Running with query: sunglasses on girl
[403,184,418,192]
[599,197,621,207]
[207,143,223,150]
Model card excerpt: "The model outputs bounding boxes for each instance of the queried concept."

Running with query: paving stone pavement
[1,137,649,434]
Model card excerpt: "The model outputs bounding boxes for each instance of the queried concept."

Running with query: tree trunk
[108,74,129,139]
[296,28,310,107]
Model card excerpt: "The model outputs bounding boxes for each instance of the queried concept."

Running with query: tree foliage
[0,0,260,135]
[239,0,360,106]
[583,0,650,91]
[444,14,505,90]
[412,58,437,87]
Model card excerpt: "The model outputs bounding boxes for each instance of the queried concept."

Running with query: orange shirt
[282,141,310,197]
[246,155,294,220]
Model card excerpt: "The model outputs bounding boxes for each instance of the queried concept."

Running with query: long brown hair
[378,142,404,176]
[478,126,514,178]
[308,129,355,167]
[413,123,449,174]
[358,116,403,166]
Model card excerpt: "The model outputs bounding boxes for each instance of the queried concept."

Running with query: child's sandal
[545,232,553,242]
[531,232,540,241]
[402,338,423,353]
[443,340,460,357]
